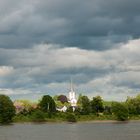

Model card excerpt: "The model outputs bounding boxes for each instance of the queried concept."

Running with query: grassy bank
[12,113,128,123]
[13,112,140,123]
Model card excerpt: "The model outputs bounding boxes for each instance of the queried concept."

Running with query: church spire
[68,77,77,110]
[70,77,74,92]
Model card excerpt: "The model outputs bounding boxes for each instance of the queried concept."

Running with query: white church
[68,79,77,107]
[57,79,77,112]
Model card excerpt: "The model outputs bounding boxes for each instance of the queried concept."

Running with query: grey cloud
[0,0,140,101]
[0,0,140,50]
[0,40,140,98]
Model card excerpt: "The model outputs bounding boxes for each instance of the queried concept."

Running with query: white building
[56,106,67,112]
[56,79,77,112]
[68,79,77,109]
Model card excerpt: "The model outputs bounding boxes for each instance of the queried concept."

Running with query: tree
[104,106,112,115]
[79,96,91,115]
[112,102,129,121]
[57,95,68,104]
[53,95,59,102]
[39,95,56,113]
[77,94,83,106]
[14,100,37,115]
[0,95,15,123]
[90,96,104,114]
[126,95,140,115]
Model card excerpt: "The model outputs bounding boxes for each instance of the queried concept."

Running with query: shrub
[104,106,112,115]
[66,113,77,122]
[31,110,46,122]
[66,106,73,113]
[112,102,129,121]
[13,114,31,122]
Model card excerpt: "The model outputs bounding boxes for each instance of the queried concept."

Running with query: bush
[0,95,15,124]
[104,106,112,115]
[112,102,129,121]
[66,113,77,122]
[66,106,73,113]
[74,107,81,115]
[55,112,65,117]
[31,110,46,122]
[13,114,31,122]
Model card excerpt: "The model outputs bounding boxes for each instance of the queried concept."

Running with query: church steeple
[70,78,74,92]
[68,78,77,108]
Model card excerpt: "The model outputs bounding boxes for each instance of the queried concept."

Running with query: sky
[0,0,140,101]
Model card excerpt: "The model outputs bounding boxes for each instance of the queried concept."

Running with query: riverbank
[10,119,140,126]
[12,113,140,123]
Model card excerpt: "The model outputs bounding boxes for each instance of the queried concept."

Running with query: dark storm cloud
[1,41,140,92]
[0,0,140,50]
[0,0,140,100]
[44,67,110,84]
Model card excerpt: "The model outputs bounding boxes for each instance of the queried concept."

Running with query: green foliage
[66,106,73,113]
[39,95,56,112]
[112,102,129,121]
[90,96,104,114]
[54,112,67,121]
[55,101,70,108]
[0,95,15,123]
[77,94,83,106]
[53,95,59,101]
[55,101,64,108]
[103,101,112,106]
[66,113,77,122]
[31,110,46,122]
[74,107,81,115]
[104,106,112,115]
[13,114,31,122]
[79,96,91,115]
[4,94,140,123]
[126,95,140,115]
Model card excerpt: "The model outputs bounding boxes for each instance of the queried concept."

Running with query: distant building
[56,106,67,112]
[68,79,77,111]
[56,79,77,112]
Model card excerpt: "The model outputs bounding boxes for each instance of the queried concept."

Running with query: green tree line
[1,94,140,124]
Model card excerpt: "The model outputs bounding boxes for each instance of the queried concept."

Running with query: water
[0,122,140,140]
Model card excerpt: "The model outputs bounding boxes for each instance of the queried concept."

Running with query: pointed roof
[70,78,74,92]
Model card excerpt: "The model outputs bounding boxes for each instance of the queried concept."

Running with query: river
[0,121,140,140]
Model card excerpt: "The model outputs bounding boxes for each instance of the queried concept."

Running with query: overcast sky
[0,0,140,101]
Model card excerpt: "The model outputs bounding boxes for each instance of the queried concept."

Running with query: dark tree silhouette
[39,95,56,112]
[0,95,15,123]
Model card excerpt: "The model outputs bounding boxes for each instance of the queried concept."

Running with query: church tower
[68,79,77,107]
